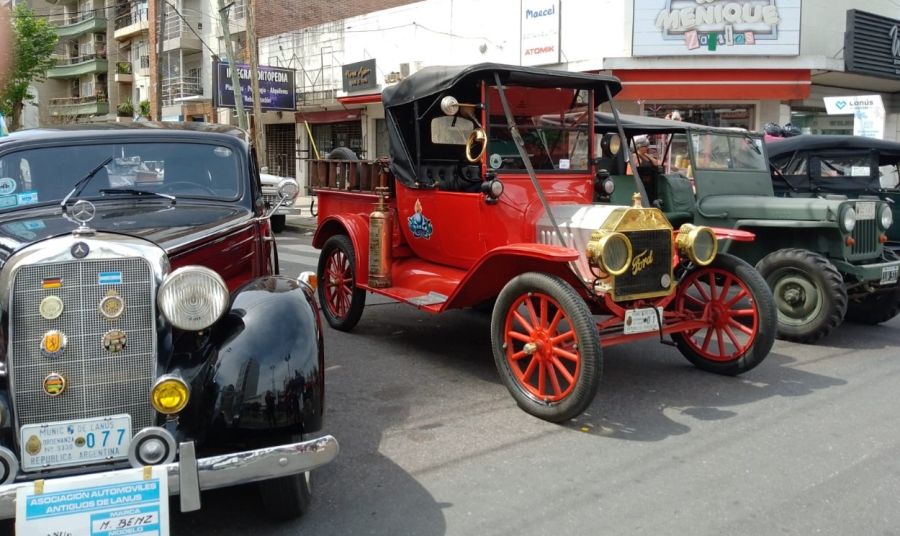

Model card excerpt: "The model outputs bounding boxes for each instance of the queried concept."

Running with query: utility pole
[217,0,248,130]
[154,0,164,120]
[246,0,267,166]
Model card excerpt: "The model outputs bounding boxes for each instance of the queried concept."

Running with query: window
[486,87,591,172]
[430,116,474,145]
[690,133,767,171]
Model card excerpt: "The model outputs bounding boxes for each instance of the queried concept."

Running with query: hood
[0,201,253,264]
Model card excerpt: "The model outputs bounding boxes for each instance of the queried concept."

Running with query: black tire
[845,289,900,325]
[327,147,359,161]
[672,253,776,375]
[756,248,847,344]
[271,214,286,233]
[490,273,601,423]
[258,435,312,520]
[316,235,366,331]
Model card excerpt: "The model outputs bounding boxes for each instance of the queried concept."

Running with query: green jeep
[593,114,900,343]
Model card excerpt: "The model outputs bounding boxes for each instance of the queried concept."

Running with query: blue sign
[215,62,296,112]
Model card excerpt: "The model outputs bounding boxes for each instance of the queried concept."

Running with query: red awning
[295,109,363,124]
[612,69,811,101]
[337,93,382,105]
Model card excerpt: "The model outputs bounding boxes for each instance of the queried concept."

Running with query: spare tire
[327,147,358,161]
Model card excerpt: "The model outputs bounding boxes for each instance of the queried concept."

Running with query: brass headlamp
[586,230,633,276]
[676,224,718,266]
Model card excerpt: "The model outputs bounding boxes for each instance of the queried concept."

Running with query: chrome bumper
[0,435,339,519]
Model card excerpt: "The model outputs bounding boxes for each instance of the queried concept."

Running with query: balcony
[114,62,133,83]
[222,0,246,34]
[114,10,149,40]
[54,14,108,39]
[162,76,203,106]
[45,0,77,6]
[47,53,109,79]
[163,15,202,52]
[49,95,109,118]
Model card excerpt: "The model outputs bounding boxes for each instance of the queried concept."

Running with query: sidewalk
[284,195,318,231]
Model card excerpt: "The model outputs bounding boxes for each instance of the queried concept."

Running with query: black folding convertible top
[382,63,622,109]
[767,135,900,166]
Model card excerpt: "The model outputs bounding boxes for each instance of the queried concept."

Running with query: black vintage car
[0,123,338,528]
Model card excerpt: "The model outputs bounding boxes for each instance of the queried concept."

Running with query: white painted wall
[260,0,628,95]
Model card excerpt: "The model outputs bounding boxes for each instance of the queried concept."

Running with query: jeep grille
[850,218,879,256]
[613,230,672,301]
[9,258,155,433]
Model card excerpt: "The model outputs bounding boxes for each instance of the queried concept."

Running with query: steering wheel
[159,181,218,196]
[465,128,488,163]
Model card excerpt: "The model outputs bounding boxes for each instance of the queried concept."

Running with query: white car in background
[260,171,301,233]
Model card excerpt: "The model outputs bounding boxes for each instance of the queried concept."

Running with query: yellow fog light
[587,231,633,276]
[151,375,190,415]
[676,224,718,266]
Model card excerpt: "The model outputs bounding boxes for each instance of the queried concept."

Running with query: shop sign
[342,59,377,93]
[214,62,297,112]
[844,10,900,81]
[823,95,885,139]
[632,0,801,57]
[520,0,560,66]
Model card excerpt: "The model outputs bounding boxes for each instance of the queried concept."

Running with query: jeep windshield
[0,142,241,211]
[690,132,767,172]
[486,87,591,172]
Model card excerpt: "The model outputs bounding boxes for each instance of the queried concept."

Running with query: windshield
[486,87,591,172]
[0,142,242,211]
[690,133,767,172]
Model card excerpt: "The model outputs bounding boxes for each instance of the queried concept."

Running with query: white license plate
[856,201,876,220]
[20,415,132,471]
[881,265,899,286]
[624,307,663,335]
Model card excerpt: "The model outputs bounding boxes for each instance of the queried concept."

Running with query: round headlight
[676,224,718,266]
[602,133,621,157]
[841,207,857,233]
[158,266,229,331]
[879,204,893,230]
[151,375,190,415]
[602,178,615,195]
[597,232,633,276]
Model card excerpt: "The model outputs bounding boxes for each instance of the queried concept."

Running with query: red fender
[442,243,582,310]
[711,227,756,242]
[312,214,371,286]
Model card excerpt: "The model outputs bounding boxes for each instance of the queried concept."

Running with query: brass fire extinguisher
[368,186,392,288]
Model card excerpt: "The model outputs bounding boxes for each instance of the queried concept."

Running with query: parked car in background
[591,114,900,343]
[767,134,900,325]
[0,123,338,532]
[309,63,776,423]
[260,170,303,233]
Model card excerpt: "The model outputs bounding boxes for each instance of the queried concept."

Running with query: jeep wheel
[672,253,775,375]
[845,289,900,325]
[317,235,366,331]
[271,214,286,233]
[756,249,847,343]
[491,273,601,423]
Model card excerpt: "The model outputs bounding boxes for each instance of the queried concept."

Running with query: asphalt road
[173,223,900,536]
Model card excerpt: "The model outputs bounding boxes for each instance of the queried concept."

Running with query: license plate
[881,265,899,286]
[624,307,663,335]
[20,415,132,471]
[856,201,876,220]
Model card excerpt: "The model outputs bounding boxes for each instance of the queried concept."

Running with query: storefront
[610,0,808,130]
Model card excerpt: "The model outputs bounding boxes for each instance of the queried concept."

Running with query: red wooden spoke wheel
[491,273,601,422]
[316,235,366,331]
[671,254,776,375]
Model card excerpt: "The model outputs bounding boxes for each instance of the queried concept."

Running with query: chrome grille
[851,218,878,256]
[613,230,673,301]
[10,258,155,432]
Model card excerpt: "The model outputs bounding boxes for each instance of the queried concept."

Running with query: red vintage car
[310,64,777,422]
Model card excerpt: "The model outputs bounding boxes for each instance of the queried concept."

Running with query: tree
[0,4,57,132]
